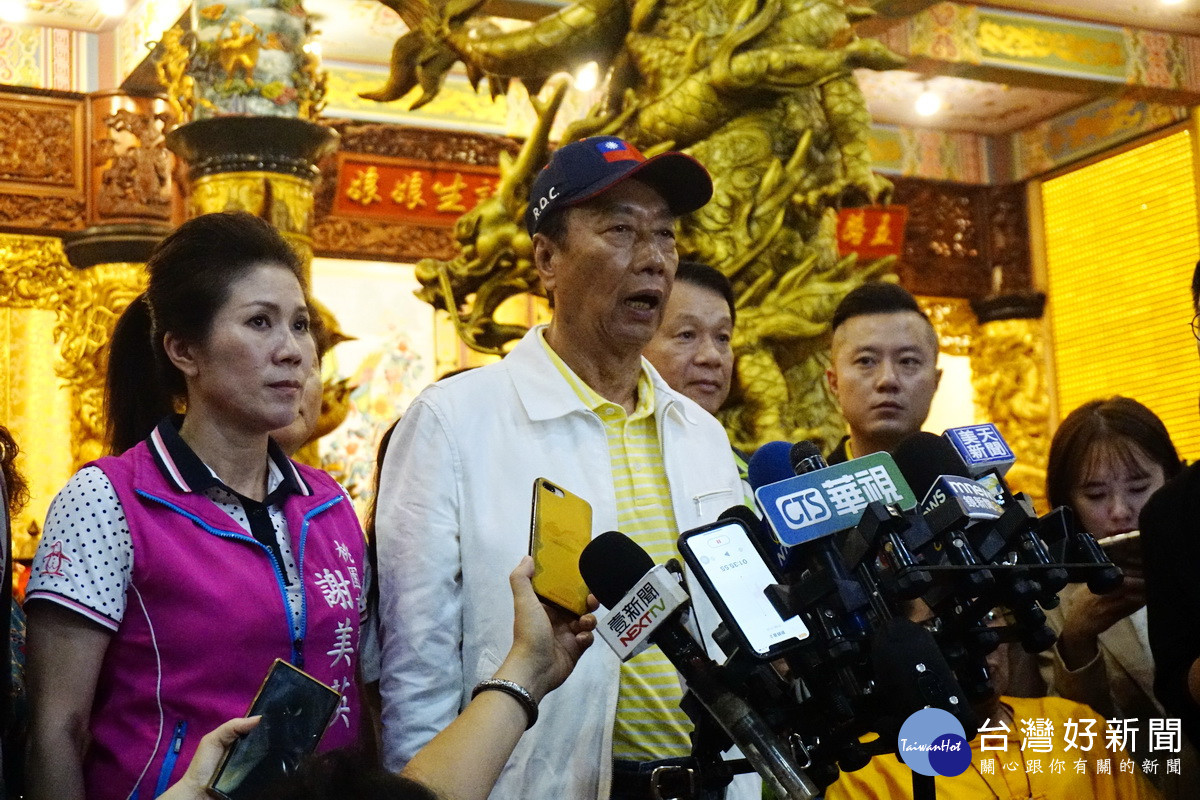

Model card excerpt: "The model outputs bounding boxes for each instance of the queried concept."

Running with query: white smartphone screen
[684,522,810,656]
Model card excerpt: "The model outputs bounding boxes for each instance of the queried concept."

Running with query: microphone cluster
[576,423,1121,798]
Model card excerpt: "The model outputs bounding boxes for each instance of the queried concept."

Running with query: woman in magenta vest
[24,212,366,800]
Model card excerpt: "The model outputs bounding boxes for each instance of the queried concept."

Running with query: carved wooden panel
[984,182,1032,295]
[88,93,173,224]
[312,121,519,263]
[0,93,85,192]
[330,122,519,166]
[0,89,87,231]
[890,176,1033,299]
[310,216,459,261]
[0,194,86,230]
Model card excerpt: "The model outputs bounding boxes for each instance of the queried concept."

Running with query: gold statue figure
[972,317,1051,509]
[297,47,328,121]
[371,0,904,450]
[153,26,197,125]
[217,20,262,87]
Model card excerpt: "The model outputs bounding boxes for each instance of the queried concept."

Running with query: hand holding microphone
[579,531,819,799]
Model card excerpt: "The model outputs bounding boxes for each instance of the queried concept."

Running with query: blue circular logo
[897,708,971,777]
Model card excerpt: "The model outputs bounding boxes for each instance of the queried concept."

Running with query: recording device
[578,531,820,800]
[892,433,1002,597]
[529,477,593,615]
[678,518,810,659]
[709,428,1119,791]
[894,432,1071,655]
[208,659,341,800]
[743,441,971,775]
[571,425,1122,798]
[580,533,690,662]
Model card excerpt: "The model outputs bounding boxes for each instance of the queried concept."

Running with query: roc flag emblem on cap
[524,135,713,236]
[596,139,643,163]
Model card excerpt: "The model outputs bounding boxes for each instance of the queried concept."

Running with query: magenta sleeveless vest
[83,440,365,800]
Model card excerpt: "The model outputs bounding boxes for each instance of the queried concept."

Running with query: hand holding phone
[529,478,593,615]
[1097,530,1142,572]
[207,660,341,800]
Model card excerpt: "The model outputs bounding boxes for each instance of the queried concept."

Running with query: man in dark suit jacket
[1143,259,1200,751]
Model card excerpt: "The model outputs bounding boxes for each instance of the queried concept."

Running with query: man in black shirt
[1142,260,1200,750]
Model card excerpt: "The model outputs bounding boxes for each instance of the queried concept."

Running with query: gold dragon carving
[53,263,148,469]
[916,297,1050,509]
[970,317,1050,511]
[369,0,904,451]
[155,25,199,125]
[0,236,73,311]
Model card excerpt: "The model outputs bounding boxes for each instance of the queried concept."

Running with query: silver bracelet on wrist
[471,678,539,730]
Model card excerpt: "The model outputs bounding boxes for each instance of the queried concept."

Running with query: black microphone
[892,432,998,593]
[788,440,827,476]
[870,618,978,740]
[946,423,1121,596]
[893,431,1058,653]
[579,530,656,609]
[718,502,769,532]
[579,531,818,799]
[894,431,1053,594]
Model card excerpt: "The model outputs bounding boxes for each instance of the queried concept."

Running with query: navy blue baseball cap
[525,136,713,236]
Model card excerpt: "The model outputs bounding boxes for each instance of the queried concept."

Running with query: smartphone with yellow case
[529,477,593,615]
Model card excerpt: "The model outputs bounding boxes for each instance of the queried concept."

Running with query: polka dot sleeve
[26,466,133,631]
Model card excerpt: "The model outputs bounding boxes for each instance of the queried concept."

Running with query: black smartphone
[208,659,342,800]
[678,518,811,660]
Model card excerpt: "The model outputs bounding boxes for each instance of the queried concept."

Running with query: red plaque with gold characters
[332,152,501,227]
[836,206,908,259]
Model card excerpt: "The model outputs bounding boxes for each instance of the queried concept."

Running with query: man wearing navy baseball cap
[377,135,756,799]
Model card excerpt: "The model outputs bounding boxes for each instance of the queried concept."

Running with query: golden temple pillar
[969,292,1051,511]
[162,0,333,279]
[1,235,78,557]
[166,117,337,280]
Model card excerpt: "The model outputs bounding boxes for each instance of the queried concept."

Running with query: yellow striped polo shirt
[540,332,692,761]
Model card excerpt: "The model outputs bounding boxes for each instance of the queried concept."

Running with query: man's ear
[934,366,943,392]
[826,365,839,399]
[163,332,200,378]
[533,232,557,295]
